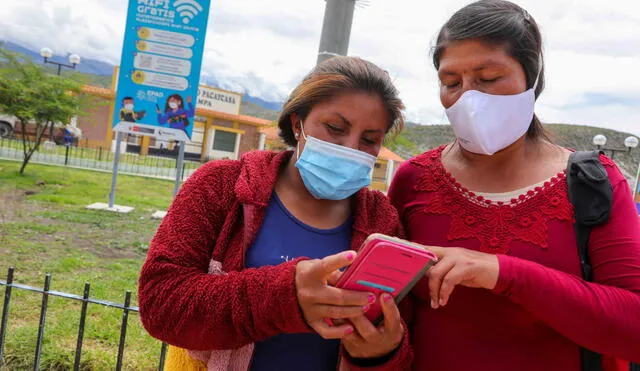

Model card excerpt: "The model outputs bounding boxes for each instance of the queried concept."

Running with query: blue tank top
[246,192,352,371]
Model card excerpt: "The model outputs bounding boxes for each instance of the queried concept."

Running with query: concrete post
[233,133,242,160]
[317,0,356,65]
[385,159,395,190]
[258,133,267,150]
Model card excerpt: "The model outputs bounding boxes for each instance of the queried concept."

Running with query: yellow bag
[163,345,208,371]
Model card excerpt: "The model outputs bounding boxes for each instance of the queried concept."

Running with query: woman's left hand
[186,96,192,103]
[426,246,500,309]
[342,293,404,359]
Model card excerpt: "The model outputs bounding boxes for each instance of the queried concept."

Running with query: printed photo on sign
[119,96,146,123]
[156,94,194,135]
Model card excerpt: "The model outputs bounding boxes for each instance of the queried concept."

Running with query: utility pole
[317,0,357,65]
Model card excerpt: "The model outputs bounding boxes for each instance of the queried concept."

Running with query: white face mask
[124,104,134,110]
[169,102,179,109]
[445,88,536,155]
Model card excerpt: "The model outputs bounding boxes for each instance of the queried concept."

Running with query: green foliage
[0,46,87,174]
[0,48,83,125]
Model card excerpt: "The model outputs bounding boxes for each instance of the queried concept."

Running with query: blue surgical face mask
[295,122,377,200]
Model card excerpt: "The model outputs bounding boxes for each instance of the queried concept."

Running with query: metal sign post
[108,131,123,208]
[173,141,186,198]
[87,131,133,213]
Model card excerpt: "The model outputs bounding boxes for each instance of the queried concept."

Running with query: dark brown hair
[278,56,405,147]
[433,0,548,140]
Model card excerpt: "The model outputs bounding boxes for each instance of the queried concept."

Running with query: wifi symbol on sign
[174,0,203,24]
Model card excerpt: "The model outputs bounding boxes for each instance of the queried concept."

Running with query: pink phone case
[332,233,437,325]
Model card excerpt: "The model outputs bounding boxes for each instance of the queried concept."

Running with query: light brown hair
[278,56,405,146]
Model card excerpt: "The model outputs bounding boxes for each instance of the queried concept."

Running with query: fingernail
[347,252,355,261]
[431,299,438,309]
[363,304,370,312]
[345,327,353,335]
[383,293,393,302]
[439,298,446,306]
[368,294,376,304]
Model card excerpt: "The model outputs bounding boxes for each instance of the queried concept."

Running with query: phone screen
[335,237,436,324]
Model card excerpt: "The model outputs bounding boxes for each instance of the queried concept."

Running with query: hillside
[386,123,640,180]
[240,99,280,121]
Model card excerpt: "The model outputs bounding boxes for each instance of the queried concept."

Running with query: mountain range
[0,41,284,117]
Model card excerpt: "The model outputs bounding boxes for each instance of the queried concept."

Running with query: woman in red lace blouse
[385,1,640,370]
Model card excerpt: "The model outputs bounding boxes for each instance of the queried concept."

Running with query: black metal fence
[3,263,639,371]
[0,267,167,371]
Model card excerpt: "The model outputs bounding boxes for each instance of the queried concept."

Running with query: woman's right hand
[295,250,374,339]
[342,293,404,359]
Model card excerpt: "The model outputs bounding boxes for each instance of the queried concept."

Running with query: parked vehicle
[0,114,82,144]
[0,114,17,138]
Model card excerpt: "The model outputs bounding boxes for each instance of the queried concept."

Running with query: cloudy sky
[1,0,639,136]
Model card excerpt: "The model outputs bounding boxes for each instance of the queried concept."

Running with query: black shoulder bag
[566,150,613,371]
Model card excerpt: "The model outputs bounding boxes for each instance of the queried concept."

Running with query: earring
[294,132,299,139]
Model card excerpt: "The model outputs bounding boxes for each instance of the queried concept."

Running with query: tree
[0,47,85,174]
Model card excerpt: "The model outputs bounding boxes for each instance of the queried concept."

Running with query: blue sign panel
[113,0,211,141]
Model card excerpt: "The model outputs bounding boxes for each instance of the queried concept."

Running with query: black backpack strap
[574,221,593,281]
[566,150,613,371]
[566,151,613,228]
[567,151,612,281]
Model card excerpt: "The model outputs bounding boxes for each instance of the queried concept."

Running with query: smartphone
[332,234,437,326]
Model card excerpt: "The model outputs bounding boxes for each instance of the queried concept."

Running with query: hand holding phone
[342,294,404,359]
[295,250,373,340]
[331,234,437,325]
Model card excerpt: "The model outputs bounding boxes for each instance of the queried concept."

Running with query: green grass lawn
[0,160,176,370]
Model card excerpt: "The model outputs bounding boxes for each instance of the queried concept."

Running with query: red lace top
[388,146,640,371]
